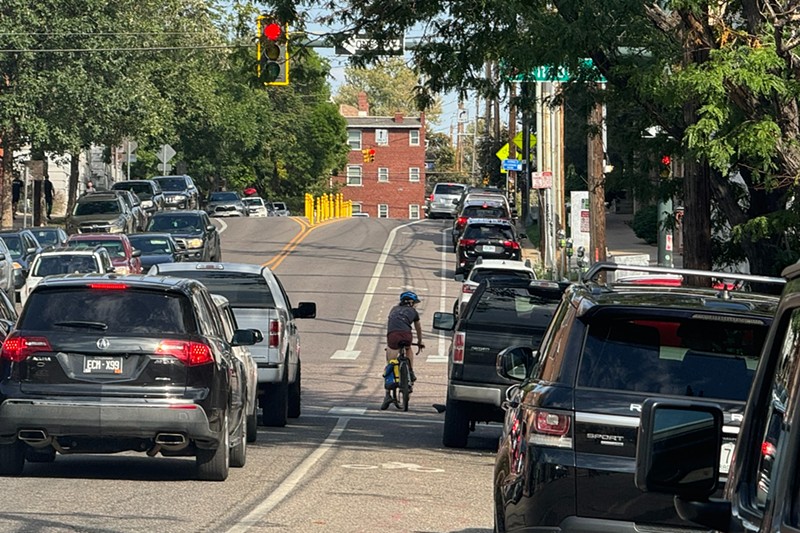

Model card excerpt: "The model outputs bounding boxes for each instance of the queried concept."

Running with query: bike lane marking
[226,417,350,532]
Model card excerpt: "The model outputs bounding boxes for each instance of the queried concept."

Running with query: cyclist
[382,291,424,410]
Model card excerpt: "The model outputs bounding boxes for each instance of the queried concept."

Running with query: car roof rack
[583,261,786,289]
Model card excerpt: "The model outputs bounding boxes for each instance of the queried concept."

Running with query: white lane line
[216,218,228,235]
[329,407,366,416]
[227,417,350,532]
[339,219,427,356]
[427,228,450,364]
[331,350,360,360]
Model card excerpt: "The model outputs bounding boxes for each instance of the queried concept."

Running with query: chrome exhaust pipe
[18,429,49,445]
[155,433,187,446]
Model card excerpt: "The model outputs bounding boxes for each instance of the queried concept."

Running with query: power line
[0,44,249,53]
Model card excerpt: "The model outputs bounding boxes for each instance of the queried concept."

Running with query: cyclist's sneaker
[410,369,417,382]
[380,394,393,411]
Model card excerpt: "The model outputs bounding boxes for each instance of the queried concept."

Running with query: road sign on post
[157,163,172,174]
[530,171,553,189]
[502,159,523,171]
[334,34,404,56]
[157,144,176,164]
[508,59,607,83]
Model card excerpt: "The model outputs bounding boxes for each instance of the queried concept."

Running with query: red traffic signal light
[257,16,289,86]
[263,23,282,41]
[661,155,671,166]
[368,148,375,162]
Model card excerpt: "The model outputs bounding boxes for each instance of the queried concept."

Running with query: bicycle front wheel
[398,361,410,412]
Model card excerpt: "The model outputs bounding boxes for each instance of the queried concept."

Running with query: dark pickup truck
[433,277,567,448]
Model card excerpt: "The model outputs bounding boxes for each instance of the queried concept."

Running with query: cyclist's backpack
[383,359,399,389]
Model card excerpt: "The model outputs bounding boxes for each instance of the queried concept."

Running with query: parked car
[111,179,165,215]
[433,278,567,449]
[152,175,200,210]
[127,233,183,271]
[451,198,513,249]
[66,233,142,274]
[425,182,468,219]
[0,287,17,341]
[633,261,800,533]
[491,262,785,533]
[0,238,15,300]
[149,262,316,427]
[271,202,290,217]
[65,192,134,235]
[454,218,525,274]
[20,246,115,305]
[205,191,248,217]
[212,293,259,443]
[0,229,44,293]
[113,189,148,232]
[30,227,69,249]
[453,257,536,317]
[146,211,221,262]
[0,274,259,480]
[242,197,270,217]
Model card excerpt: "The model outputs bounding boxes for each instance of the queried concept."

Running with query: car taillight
[529,410,573,448]
[269,319,281,348]
[459,239,476,247]
[88,283,128,290]
[462,284,476,294]
[503,240,521,250]
[428,194,434,201]
[155,340,213,366]
[1,334,52,362]
[762,441,776,458]
[456,217,468,228]
[453,332,465,363]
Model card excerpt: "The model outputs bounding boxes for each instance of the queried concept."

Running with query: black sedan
[128,233,183,271]
[455,218,525,274]
[146,211,221,262]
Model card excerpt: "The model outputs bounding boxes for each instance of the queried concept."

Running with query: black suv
[65,192,134,235]
[455,218,525,274]
[0,274,260,480]
[152,175,200,210]
[492,263,785,533]
[146,211,221,262]
[112,179,165,216]
[452,198,512,249]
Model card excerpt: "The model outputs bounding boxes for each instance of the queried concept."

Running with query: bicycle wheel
[398,361,410,412]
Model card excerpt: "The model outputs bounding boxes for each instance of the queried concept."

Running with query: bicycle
[381,342,423,412]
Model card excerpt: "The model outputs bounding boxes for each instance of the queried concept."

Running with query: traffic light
[368,148,375,162]
[362,149,370,163]
[659,155,671,178]
[257,15,289,86]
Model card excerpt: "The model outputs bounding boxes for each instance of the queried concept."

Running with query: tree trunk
[588,99,606,268]
[682,158,712,273]
[1,136,13,229]
[67,151,80,216]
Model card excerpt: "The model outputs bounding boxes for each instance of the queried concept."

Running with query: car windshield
[210,192,239,202]
[273,202,287,210]
[114,182,152,197]
[462,206,506,218]
[0,236,23,259]
[21,288,196,335]
[471,269,533,284]
[32,229,61,246]
[470,286,559,328]
[463,225,514,240]
[74,200,120,215]
[129,236,173,255]
[154,177,187,191]
[434,184,466,195]
[68,239,125,258]
[242,198,263,206]
[147,215,203,234]
[577,317,769,401]
[32,255,99,276]
[164,271,275,308]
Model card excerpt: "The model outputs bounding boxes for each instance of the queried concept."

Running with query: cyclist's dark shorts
[387,331,413,350]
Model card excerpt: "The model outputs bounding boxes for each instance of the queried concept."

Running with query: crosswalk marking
[426,354,448,363]
[331,350,361,360]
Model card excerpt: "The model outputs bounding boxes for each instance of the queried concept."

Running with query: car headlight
[186,238,204,249]
[174,194,187,200]
[141,200,153,208]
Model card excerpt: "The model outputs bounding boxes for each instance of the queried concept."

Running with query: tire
[442,395,470,448]
[25,447,56,463]
[288,362,301,419]
[494,472,507,533]
[196,414,230,481]
[246,408,258,443]
[452,299,459,318]
[229,414,247,468]
[398,362,410,412]
[261,370,289,427]
[0,441,25,476]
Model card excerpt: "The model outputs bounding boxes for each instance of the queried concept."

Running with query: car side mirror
[26,247,37,255]
[454,273,464,282]
[131,249,141,258]
[432,311,456,331]
[519,233,528,240]
[231,328,258,346]
[249,328,264,343]
[206,225,216,232]
[511,209,518,218]
[496,346,536,381]
[293,302,317,319]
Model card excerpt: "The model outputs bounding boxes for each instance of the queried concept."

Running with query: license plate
[83,356,123,374]
[481,245,497,253]
[719,441,735,474]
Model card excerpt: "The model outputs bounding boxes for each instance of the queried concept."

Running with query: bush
[631,205,658,245]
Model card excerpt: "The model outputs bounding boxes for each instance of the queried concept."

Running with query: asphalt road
[0,216,501,533]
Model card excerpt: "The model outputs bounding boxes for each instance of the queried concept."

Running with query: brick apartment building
[337,92,426,218]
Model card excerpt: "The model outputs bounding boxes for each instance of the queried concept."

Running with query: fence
[304,193,352,225]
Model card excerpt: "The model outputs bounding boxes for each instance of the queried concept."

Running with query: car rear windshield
[463,225,514,240]
[434,184,466,195]
[74,200,119,215]
[164,271,275,308]
[20,288,196,335]
[470,286,558,327]
[462,206,507,218]
[128,236,173,255]
[154,178,187,191]
[577,317,769,401]
[33,255,99,276]
[471,269,533,284]
[114,182,152,196]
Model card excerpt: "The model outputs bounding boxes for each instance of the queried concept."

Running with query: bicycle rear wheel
[398,361,410,412]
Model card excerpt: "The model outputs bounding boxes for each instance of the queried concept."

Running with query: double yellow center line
[261,217,343,270]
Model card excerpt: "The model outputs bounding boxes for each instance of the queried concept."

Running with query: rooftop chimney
[394,112,404,123]
[357,92,369,116]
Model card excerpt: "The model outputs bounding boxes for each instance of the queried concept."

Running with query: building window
[378,167,389,182]
[352,203,363,213]
[409,204,420,219]
[375,129,389,146]
[378,204,389,218]
[409,130,420,146]
[409,167,420,182]
[346,166,362,186]
[347,130,362,150]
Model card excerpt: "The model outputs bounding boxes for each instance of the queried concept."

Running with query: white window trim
[409,204,420,219]
[375,129,389,146]
[348,130,362,150]
[409,167,421,182]
[378,204,389,218]
[378,167,389,182]
[346,165,363,186]
[409,130,420,146]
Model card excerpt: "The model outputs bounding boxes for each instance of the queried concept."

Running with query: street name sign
[335,35,404,56]
[509,59,606,83]
[502,159,523,171]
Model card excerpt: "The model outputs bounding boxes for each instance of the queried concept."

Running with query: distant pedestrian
[11,176,22,220]
[44,176,54,221]
[86,181,95,193]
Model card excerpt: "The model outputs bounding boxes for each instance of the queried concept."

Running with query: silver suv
[425,182,467,219]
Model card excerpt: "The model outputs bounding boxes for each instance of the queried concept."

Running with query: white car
[243,197,270,217]
[453,257,536,317]
[20,247,115,305]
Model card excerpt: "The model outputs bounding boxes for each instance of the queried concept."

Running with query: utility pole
[508,83,517,202]
[456,102,464,173]
[588,88,607,266]
[520,83,531,223]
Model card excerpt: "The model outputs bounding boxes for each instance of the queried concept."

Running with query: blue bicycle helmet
[400,290,420,303]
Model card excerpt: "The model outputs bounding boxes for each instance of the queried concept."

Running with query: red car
[66,234,142,274]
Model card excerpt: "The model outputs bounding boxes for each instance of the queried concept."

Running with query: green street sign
[509,59,606,83]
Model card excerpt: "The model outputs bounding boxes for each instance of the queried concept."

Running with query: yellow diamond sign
[512,132,537,151]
